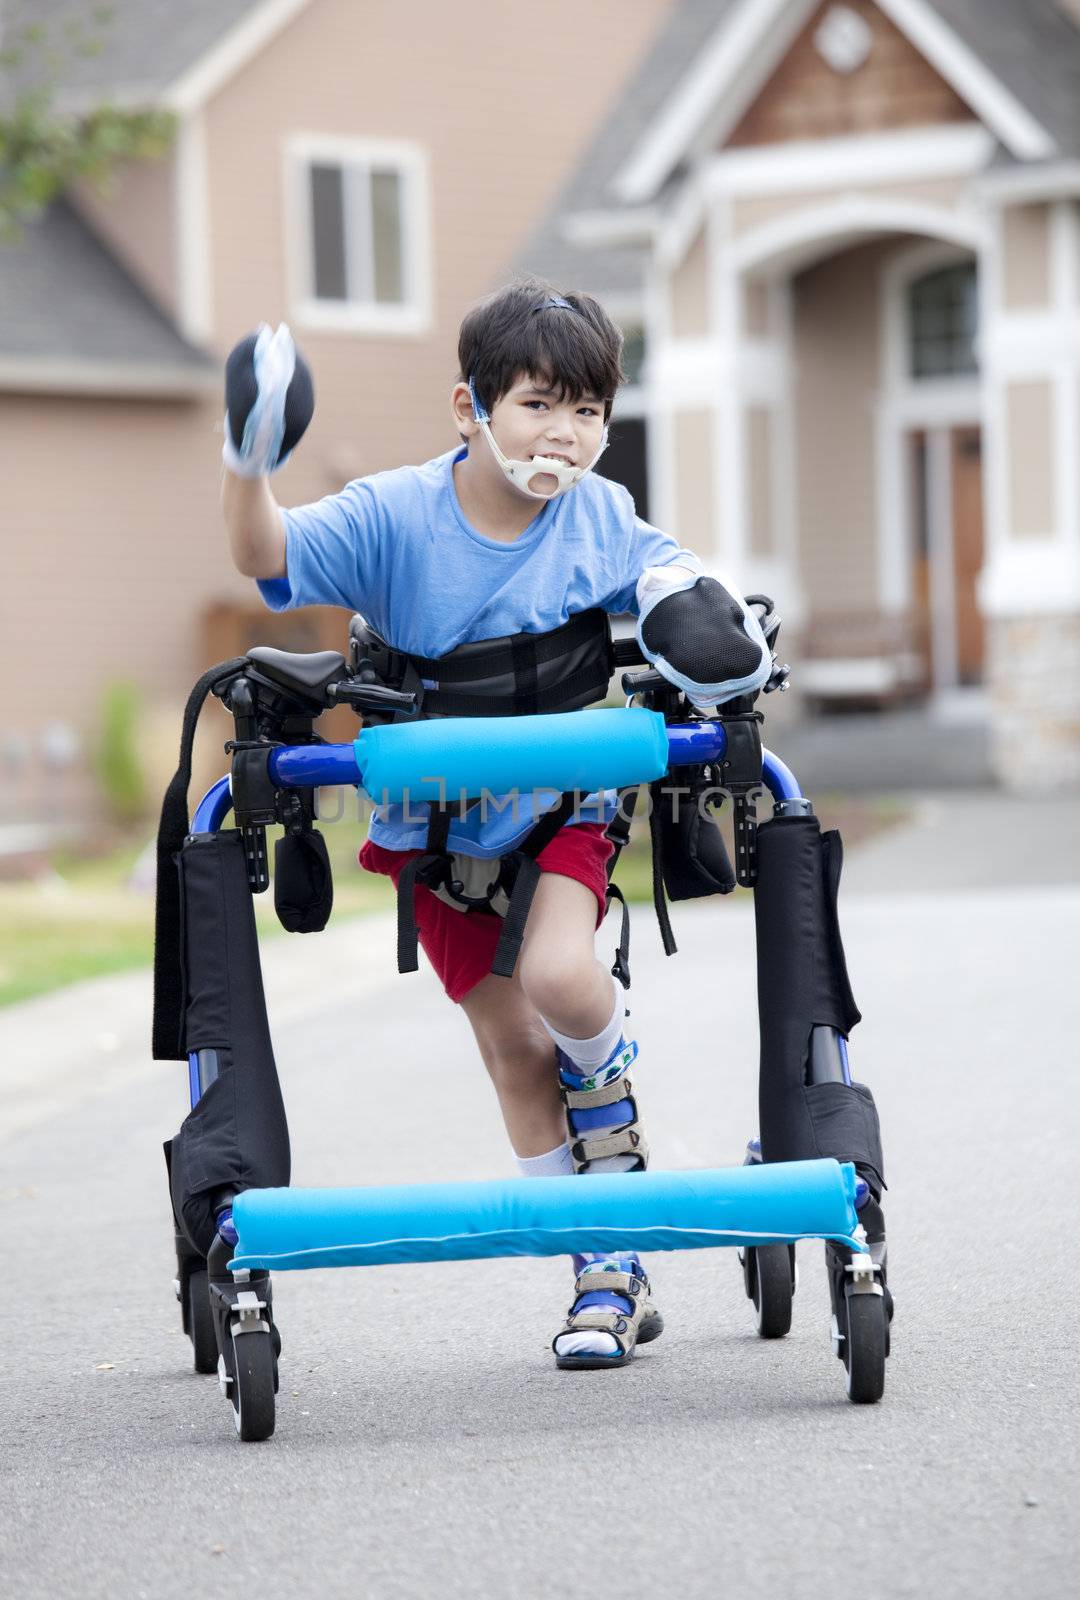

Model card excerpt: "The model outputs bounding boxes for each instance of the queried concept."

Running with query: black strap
[605,882,632,990]
[395,803,457,973]
[152,657,250,1060]
[406,610,606,681]
[648,779,678,958]
[604,785,638,865]
[419,661,611,718]
[489,794,578,979]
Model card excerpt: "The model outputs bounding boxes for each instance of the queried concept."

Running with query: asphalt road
[2,795,1079,1599]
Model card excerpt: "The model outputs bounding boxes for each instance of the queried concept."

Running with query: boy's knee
[517,953,582,1020]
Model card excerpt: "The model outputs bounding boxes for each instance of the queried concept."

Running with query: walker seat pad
[229,1159,863,1271]
[353,707,669,804]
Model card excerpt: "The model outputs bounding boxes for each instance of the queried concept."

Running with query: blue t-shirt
[258,446,699,851]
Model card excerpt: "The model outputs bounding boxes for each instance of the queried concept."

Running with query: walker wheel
[230,1324,276,1441]
[842,1288,887,1404]
[187,1269,217,1374]
[744,1244,795,1339]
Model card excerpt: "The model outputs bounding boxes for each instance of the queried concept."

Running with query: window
[620,325,646,388]
[287,138,431,334]
[907,263,978,380]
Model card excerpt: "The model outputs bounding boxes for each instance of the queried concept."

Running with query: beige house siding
[1002,203,1051,310]
[672,409,714,553]
[202,0,670,492]
[746,406,775,557]
[793,239,888,613]
[69,155,180,325]
[742,278,771,338]
[723,0,973,147]
[669,228,711,339]
[1006,380,1055,539]
[2,0,672,827]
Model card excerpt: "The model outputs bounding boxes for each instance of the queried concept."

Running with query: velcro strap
[570,1126,648,1166]
[562,1075,634,1112]
[562,1309,631,1336]
[572,1270,642,1298]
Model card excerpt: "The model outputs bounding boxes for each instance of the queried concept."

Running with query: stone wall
[986,616,1080,790]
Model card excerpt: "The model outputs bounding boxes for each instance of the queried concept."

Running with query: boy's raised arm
[222,472,287,580]
[219,322,314,580]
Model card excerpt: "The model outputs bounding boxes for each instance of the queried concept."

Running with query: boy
[221,280,771,1367]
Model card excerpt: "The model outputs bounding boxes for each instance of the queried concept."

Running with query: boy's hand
[223,322,314,478]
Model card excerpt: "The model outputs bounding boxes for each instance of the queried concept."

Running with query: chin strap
[467,377,607,501]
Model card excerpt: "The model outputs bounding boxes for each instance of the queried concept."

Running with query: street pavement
[2,791,1078,1599]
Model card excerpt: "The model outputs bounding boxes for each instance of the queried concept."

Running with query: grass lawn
[0,793,910,1009]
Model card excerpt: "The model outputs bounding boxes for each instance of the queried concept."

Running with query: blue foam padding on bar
[229,1160,863,1272]
[353,707,669,804]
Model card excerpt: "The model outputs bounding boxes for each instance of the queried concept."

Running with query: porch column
[980,197,1080,790]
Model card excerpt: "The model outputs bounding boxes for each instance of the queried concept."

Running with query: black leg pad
[166,831,291,1255]
[754,815,885,1196]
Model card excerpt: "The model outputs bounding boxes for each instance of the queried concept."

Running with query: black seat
[246,646,346,697]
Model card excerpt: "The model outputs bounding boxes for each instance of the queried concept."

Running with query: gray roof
[517,0,732,296]
[932,0,1080,160]
[521,0,1080,298]
[0,202,215,392]
[0,0,271,111]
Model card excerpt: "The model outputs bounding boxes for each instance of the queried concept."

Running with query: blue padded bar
[353,707,669,804]
[229,1160,862,1272]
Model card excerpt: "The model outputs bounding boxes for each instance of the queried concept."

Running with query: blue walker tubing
[259,716,803,807]
[227,1160,862,1272]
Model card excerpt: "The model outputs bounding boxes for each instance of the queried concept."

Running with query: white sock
[540,975,624,1068]
[515,1144,621,1359]
[514,1142,575,1178]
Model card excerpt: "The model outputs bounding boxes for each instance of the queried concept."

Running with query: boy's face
[453,371,607,499]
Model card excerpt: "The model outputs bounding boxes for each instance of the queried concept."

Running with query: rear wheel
[750,1244,794,1339]
[187,1269,217,1374]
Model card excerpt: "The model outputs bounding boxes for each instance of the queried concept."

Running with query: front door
[911,425,985,690]
[950,426,985,685]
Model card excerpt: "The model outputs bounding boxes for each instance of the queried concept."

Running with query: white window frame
[284,134,432,336]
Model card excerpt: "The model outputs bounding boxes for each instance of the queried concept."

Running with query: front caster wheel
[841,1289,887,1404]
[742,1244,795,1338]
[187,1269,217,1374]
[230,1326,276,1441]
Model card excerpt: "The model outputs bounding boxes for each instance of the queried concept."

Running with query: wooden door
[950,426,985,684]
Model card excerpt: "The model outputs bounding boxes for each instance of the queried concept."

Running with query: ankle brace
[558,1040,649,1174]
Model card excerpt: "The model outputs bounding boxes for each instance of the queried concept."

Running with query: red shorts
[359,823,614,1003]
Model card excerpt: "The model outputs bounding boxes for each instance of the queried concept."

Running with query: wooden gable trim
[611,0,1054,205]
[723,0,973,148]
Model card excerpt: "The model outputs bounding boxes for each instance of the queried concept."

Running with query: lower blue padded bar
[229,1160,863,1272]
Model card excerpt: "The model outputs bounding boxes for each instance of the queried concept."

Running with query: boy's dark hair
[458,278,624,422]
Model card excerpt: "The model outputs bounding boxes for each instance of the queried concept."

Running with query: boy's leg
[514,872,659,1366]
[459,967,567,1158]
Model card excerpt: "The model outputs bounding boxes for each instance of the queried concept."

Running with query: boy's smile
[488,376,605,493]
[451,371,607,533]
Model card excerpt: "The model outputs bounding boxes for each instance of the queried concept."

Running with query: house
[0,0,669,834]
[3,0,1078,841]
[523,0,1080,788]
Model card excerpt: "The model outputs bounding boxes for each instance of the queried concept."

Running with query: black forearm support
[164,831,291,1255]
[754,815,885,1197]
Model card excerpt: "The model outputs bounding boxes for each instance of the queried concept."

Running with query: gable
[724,0,975,148]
